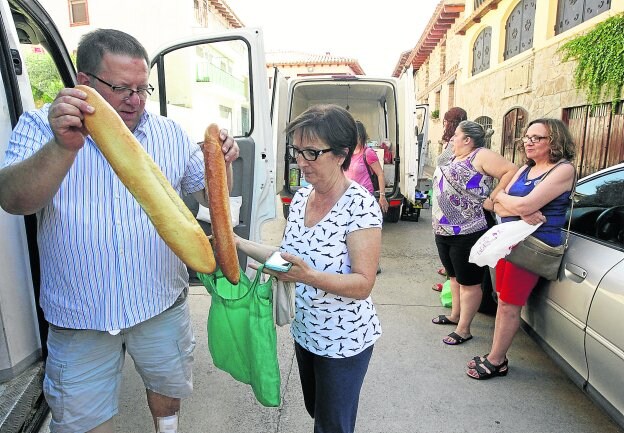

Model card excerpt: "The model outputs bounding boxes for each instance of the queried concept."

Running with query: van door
[148,29,276,272]
[0,0,76,429]
[270,67,289,205]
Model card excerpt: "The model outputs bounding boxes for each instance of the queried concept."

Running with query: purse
[506,234,567,280]
[363,148,380,191]
[273,280,295,326]
[506,165,576,281]
[197,264,281,407]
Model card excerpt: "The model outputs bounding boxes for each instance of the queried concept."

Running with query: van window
[147,39,251,142]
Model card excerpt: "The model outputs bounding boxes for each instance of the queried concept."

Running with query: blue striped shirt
[2,105,205,330]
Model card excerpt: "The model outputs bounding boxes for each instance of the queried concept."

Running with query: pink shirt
[345,147,380,194]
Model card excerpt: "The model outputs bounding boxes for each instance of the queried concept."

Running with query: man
[0,29,238,433]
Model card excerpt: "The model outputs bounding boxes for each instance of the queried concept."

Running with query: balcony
[196,62,247,97]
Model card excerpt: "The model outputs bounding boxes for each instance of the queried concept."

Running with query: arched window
[504,0,536,60]
[501,108,528,164]
[556,0,611,35]
[472,27,492,76]
[474,116,493,149]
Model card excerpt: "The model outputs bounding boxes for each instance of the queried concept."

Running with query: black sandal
[431,315,457,325]
[467,357,509,380]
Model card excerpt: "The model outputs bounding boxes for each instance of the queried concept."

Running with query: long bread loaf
[203,124,240,284]
[77,84,216,274]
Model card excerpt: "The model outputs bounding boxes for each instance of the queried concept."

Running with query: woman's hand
[521,210,546,225]
[378,195,389,213]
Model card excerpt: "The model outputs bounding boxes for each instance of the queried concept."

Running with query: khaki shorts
[44,289,195,433]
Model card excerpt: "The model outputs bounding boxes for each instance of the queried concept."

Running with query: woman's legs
[467,259,539,377]
[295,343,373,433]
[443,282,481,343]
[487,300,522,365]
[447,277,460,322]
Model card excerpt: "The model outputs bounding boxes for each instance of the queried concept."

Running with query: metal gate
[563,101,624,178]
[501,107,528,164]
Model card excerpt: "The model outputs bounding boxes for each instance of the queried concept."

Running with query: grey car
[521,163,624,428]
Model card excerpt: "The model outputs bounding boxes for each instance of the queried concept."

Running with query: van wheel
[384,205,401,223]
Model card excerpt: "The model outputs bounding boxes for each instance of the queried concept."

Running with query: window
[571,167,624,248]
[474,116,493,148]
[504,0,536,60]
[448,81,455,109]
[556,0,611,34]
[472,27,492,75]
[501,107,527,163]
[68,0,88,26]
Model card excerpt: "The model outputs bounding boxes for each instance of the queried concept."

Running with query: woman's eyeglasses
[287,145,332,161]
[521,135,551,144]
[86,73,154,101]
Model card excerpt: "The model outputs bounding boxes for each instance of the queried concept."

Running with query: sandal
[431,315,458,325]
[467,357,509,380]
[437,267,447,276]
[432,283,443,292]
[443,331,472,345]
[467,354,489,369]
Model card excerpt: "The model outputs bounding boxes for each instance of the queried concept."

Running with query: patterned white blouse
[281,182,383,358]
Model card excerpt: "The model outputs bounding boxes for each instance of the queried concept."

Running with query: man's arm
[0,88,93,214]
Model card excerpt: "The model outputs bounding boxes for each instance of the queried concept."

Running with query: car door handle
[564,262,587,282]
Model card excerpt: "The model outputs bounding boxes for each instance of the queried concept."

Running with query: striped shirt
[2,105,205,330]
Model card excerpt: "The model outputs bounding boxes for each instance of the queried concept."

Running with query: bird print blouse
[281,182,383,358]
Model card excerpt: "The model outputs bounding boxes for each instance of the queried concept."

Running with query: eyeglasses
[86,73,154,101]
[522,135,551,144]
[287,145,332,161]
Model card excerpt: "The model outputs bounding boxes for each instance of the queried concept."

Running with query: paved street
[42,206,623,433]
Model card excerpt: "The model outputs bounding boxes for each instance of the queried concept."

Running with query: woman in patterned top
[236,104,382,433]
[431,121,517,346]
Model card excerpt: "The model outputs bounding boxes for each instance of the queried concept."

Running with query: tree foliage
[25,51,76,107]
[559,13,624,111]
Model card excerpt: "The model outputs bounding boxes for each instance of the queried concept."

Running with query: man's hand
[48,87,94,152]
[219,129,239,163]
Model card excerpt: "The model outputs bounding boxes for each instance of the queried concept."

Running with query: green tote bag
[197,265,281,407]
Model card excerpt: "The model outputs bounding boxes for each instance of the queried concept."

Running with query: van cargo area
[276,75,415,223]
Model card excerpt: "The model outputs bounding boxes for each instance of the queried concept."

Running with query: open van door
[148,28,276,274]
[398,67,429,222]
[0,0,76,429]
[270,67,289,206]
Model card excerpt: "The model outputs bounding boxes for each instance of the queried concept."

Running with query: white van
[0,1,275,429]
[272,73,429,222]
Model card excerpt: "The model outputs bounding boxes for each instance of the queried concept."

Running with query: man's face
[83,52,150,131]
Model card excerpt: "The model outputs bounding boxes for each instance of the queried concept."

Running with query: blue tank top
[501,164,571,246]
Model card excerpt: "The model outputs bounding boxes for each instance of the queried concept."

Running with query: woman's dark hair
[285,104,357,170]
[457,120,494,149]
[76,29,149,74]
[442,107,468,142]
[355,120,369,146]
[521,118,576,166]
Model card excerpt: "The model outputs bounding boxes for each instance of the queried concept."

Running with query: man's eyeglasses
[287,145,332,161]
[521,135,551,144]
[86,73,154,101]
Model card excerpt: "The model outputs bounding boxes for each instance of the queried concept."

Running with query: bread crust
[77,84,216,274]
[203,124,240,284]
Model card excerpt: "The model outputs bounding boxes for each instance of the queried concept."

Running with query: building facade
[395,0,624,178]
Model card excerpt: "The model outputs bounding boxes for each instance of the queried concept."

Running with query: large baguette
[77,84,216,274]
[203,124,240,284]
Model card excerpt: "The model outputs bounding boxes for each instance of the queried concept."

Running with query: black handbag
[506,165,576,281]
[363,148,380,192]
